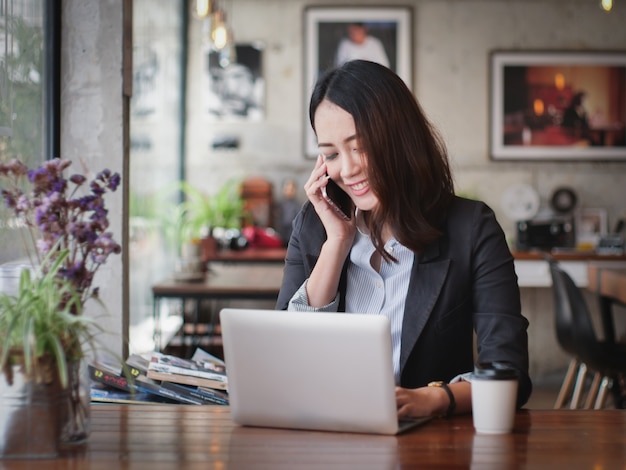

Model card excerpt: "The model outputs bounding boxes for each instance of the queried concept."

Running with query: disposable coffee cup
[471,362,519,434]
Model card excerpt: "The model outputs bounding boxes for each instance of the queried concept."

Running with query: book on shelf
[146,351,228,391]
[88,359,203,405]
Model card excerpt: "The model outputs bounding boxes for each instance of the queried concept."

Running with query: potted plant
[170,180,248,266]
[179,180,247,237]
[0,158,121,458]
[0,251,98,458]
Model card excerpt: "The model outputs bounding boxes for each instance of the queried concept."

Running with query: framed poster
[205,43,265,121]
[490,51,626,161]
[575,208,608,248]
[303,6,413,158]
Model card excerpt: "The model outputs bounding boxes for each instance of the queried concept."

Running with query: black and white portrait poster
[205,43,264,121]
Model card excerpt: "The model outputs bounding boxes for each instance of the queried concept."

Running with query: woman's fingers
[304,155,329,204]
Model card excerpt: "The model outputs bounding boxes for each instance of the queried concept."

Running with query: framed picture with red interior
[490,50,626,161]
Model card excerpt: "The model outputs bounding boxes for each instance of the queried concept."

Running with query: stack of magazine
[89,348,229,405]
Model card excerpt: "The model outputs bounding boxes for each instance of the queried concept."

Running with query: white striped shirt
[288,230,412,384]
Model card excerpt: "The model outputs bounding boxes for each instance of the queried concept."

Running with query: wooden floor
[526,382,559,409]
[527,370,626,410]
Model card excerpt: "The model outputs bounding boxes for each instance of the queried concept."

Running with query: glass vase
[0,362,67,459]
[59,360,91,446]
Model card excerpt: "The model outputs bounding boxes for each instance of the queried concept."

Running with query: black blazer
[276,196,532,407]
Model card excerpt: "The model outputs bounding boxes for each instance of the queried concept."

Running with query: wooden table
[152,263,284,351]
[25,405,626,468]
[587,265,626,343]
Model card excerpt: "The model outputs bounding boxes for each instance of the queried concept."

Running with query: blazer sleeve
[470,202,532,407]
[275,202,326,310]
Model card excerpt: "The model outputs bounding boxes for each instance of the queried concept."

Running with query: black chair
[542,254,586,409]
[546,256,626,409]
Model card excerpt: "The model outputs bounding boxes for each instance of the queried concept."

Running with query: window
[129,0,184,353]
[0,0,59,264]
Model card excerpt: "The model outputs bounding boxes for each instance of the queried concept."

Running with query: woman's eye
[323,152,339,161]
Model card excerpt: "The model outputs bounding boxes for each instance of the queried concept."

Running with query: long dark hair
[309,60,454,260]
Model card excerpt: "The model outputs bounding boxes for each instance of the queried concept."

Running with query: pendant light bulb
[195,0,211,19]
[213,24,228,50]
[210,9,228,50]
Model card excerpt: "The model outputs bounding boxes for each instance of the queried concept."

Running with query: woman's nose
[340,152,361,179]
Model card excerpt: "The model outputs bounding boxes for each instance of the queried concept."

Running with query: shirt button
[388,246,394,254]
[376,281,382,289]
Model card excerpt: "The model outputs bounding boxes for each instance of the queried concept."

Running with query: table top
[152,263,284,298]
[27,406,626,469]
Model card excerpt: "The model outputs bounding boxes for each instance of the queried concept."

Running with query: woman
[561,91,594,143]
[276,60,531,418]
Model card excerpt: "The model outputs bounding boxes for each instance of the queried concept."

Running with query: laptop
[219,308,432,435]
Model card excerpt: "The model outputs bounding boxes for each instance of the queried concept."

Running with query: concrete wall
[61,0,126,357]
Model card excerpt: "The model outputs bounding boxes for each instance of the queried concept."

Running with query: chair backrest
[547,259,598,357]
[240,177,273,228]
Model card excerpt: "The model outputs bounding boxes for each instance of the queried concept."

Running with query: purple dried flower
[0,158,121,307]
[51,179,66,193]
[28,167,49,184]
[109,173,121,191]
[73,194,96,211]
[16,195,30,212]
[89,180,105,196]
[0,159,29,176]
[2,190,17,209]
[99,169,111,179]
[70,174,87,185]
[36,239,52,255]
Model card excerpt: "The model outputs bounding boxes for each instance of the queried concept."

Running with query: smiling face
[314,99,379,212]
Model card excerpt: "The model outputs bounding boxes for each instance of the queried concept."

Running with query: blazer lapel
[399,241,450,372]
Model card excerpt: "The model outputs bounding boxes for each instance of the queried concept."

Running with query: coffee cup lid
[472,362,519,380]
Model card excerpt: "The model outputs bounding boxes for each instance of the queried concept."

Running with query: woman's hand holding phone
[302,155,356,308]
[304,155,356,241]
[321,177,352,221]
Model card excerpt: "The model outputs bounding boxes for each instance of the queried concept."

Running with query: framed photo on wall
[303,6,413,158]
[575,208,608,249]
[490,51,626,161]
[204,43,265,121]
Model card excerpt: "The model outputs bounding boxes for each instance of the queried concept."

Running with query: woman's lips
[348,181,369,197]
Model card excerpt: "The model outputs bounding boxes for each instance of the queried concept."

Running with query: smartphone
[321,177,352,221]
